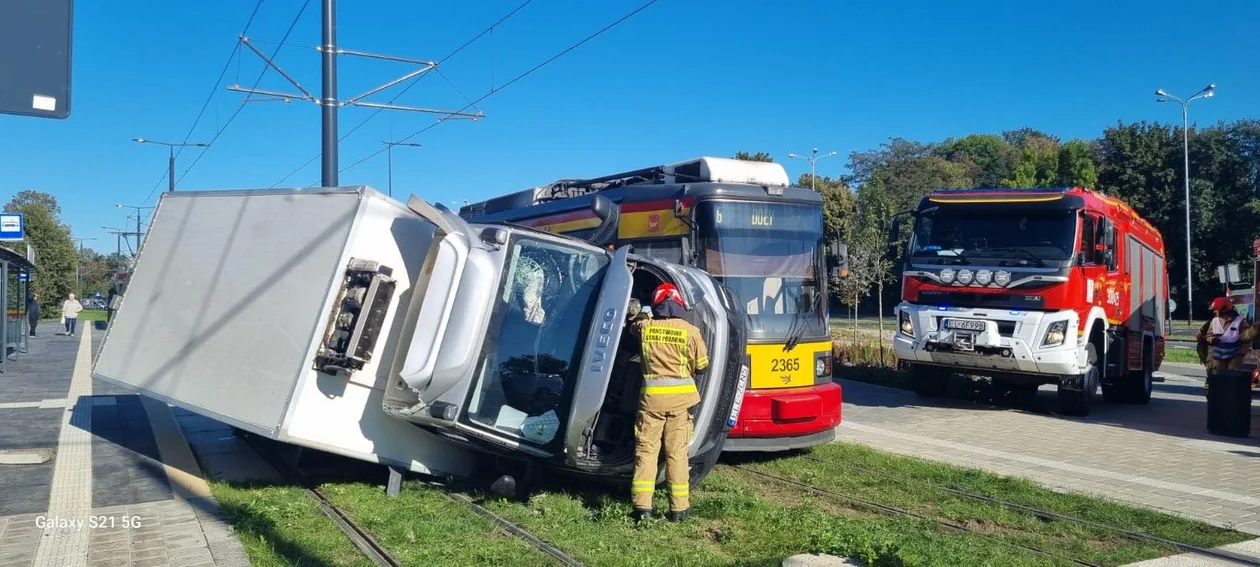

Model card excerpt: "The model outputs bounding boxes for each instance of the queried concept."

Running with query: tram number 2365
[770,358,800,373]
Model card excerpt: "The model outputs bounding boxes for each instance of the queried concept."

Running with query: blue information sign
[0,214,23,241]
[18,272,28,282]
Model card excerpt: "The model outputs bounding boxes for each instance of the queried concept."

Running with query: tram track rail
[240,432,586,567]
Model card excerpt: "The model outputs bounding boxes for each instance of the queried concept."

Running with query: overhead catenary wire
[268,0,536,188]
[332,0,663,180]
[141,0,313,207]
[137,0,266,206]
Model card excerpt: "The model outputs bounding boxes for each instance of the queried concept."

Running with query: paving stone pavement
[834,363,1260,536]
[0,326,250,567]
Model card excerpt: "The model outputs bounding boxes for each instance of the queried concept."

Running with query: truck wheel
[911,364,950,398]
[1122,349,1153,404]
[1058,344,1099,416]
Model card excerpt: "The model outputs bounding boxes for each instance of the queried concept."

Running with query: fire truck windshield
[694,201,827,342]
[909,209,1076,266]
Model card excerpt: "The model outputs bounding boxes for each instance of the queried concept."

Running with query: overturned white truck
[92,187,749,491]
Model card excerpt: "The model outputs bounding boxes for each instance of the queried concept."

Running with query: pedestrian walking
[61,293,83,337]
[629,283,709,523]
[26,292,40,338]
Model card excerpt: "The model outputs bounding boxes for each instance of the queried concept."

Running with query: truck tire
[1059,344,1099,416]
[911,364,950,398]
[1122,347,1154,404]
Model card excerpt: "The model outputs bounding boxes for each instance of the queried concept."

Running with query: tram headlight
[957,269,974,285]
[1042,320,1068,347]
[994,270,1012,287]
[976,270,993,286]
[939,268,956,284]
[899,310,914,337]
[815,355,831,378]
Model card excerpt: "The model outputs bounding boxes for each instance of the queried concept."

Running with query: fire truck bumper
[891,303,1084,379]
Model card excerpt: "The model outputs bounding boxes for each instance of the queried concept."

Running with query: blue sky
[2,0,1257,254]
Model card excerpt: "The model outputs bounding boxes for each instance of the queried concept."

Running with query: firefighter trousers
[631,408,693,512]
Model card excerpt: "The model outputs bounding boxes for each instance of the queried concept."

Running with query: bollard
[1206,368,1252,437]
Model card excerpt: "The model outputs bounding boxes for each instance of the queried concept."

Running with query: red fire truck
[890,187,1169,416]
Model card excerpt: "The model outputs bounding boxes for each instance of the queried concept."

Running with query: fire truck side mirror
[888,218,901,243]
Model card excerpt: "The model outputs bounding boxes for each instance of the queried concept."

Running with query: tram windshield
[694,201,827,343]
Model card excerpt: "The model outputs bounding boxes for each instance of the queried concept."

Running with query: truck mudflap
[91,187,476,477]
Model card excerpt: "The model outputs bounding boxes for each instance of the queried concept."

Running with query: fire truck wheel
[1058,344,1100,416]
[1123,349,1154,404]
[911,364,951,398]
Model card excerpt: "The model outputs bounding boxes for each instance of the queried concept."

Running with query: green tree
[733,151,774,162]
[3,191,78,313]
[1056,139,1099,188]
[1003,134,1060,187]
[936,134,1018,188]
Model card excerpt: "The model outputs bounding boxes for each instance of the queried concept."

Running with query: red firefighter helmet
[651,283,685,308]
[1210,297,1232,312]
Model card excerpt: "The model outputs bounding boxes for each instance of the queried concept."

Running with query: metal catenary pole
[321,0,339,187]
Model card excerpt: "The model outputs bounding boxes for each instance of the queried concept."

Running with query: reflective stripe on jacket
[635,317,710,412]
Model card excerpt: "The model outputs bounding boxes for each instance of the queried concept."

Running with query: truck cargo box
[92,187,476,477]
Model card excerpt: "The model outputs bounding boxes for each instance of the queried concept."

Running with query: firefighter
[1200,297,1253,372]
[630,283,709,523]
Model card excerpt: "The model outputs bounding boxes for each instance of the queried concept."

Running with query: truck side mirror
[888,218,901,243]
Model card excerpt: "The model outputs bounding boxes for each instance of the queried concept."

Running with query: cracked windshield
[466,237,609,446]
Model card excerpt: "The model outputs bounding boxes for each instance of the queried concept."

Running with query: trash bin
[1207,369,1252,437]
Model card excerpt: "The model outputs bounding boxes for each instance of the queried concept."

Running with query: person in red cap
[628,282,709,523]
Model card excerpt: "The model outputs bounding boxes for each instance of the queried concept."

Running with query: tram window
[630,240,683,264]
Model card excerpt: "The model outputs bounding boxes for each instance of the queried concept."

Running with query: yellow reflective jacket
[633,317,710,412]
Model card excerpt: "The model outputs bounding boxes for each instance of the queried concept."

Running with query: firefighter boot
[631,508,652,523]
[668,509,690,523]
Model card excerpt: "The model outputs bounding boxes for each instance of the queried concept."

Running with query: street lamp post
[133,138,210,192]
[1155,84,1215,324]
[381,141,422,198]
[787,148,838,191]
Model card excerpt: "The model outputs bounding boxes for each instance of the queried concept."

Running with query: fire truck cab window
[1079,213,1099,264]
[464,237,610,446]
[909,208,1076,266]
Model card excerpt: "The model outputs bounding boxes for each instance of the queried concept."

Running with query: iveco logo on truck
[889,186,1169,417]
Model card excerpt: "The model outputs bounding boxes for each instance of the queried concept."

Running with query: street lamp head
[1203,84,1216,97]
[1154,89,1167,97]
[787,153,800,159]
[812,147,818,154]
[826,151,837,157]
[133,138,145,143]
[1156,98,1168,103]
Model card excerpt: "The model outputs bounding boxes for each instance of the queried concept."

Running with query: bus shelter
[1,246,35,372]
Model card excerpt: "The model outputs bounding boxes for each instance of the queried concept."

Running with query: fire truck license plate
[945,318,985,332]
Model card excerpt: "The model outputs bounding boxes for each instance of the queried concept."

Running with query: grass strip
[469,470,1118,567]
[210,482,376,567]
[743,442,1250,566]
[319,481,566,567]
